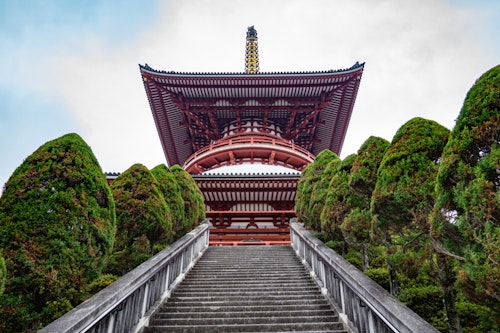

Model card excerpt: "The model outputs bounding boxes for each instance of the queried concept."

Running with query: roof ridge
[139,62,363,76]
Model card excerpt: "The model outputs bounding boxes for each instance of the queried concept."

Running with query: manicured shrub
[370,117,450,296]
[151,164,186,240]
[0,251,5,295]
[364,267,390,292]
[0,133,116,331]
[320,154,357,248]
[432,64,500,329]
[306,150,340,230]
[398,285,445,330]
[296,150,338,229]
[108,164,172,275]
[169,165,205,233]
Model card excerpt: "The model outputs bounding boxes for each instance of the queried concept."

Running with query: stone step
[178,278,315,286]
[159,298,331,308]
[173,285,317,293]
[158,302,332,313]
[153,308,337,319]
[145,322,347,333]
[150,315,341,326]
[168,293,326,302]
[185,271,310,278]
[182,276,311,283]
[189,266,304,272]
[144,245,346,333]
[188,263,306,268]
[185,272,307,278]
[173,285,319,294]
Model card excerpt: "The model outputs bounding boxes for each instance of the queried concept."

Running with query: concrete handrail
[39,221,210,333]
[290,221,439,333]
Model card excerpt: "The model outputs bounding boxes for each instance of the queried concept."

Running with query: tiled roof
[140,62,364,168]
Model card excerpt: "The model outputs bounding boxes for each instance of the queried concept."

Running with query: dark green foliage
[306,150,340,230]
[341,208,372,269]
[169,165,206,233]
[455,301,496,333]
[372,117,450,233]
[0,251,5,295]
[349,136,390,199]
[108,164,172,275]
[42,299,73,325]
[364,267,390,292]
[85,274,119,296]
[398,285,446,330]
[370,118,449,297]
[0,133,116,331]
[295,160,314,223]
[432,65,500,325]
[343,251,363,270]
[320,154,357,243]
[296,150,339,229]
[341,137,389,270]
[151,164,186,240]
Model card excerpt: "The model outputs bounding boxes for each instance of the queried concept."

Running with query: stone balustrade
[290,221,439,333]
[39,222,210,333]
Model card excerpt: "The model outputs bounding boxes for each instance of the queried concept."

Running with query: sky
[1,0,499,190]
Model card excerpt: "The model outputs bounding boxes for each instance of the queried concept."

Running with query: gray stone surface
[144,245,348,333]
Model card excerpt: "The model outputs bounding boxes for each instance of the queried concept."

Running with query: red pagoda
[140,27,364,244]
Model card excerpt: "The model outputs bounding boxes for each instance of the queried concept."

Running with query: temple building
[140,27,364,244]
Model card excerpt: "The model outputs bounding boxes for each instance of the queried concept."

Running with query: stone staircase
[144,245,348,333]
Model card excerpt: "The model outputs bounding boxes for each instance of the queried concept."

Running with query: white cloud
[48,0,497,176]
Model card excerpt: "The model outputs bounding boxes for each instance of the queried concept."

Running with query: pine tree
[320,154,357,252]
[295,149,338,230]
[341,136,390,270]
[108,164,172,276]
[169,165,205,233]
[0,251,5,296]
[371,117,450,296]
[151,164,186,240]
[432,64,500,331]
[0,133,116,331]
[306,150,340,230]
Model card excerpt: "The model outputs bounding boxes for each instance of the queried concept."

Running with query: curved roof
[140,62,364,168]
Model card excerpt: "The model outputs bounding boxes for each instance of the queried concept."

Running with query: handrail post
[290,221,439,333]
[39,221,210,333]
[339,279,346,315]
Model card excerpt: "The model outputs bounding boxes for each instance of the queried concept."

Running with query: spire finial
[245,26,259,74]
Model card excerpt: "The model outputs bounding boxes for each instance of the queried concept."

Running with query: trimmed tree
[306,150,340,231]
[295,160,314,225]
[432,64,500,330]
[342,136,390,270]
[370,117,450,297]
[348,136,390,199]
[319,154,358,252]
[296,149,338,230]
[169,165,205,233]
[151,164,186,240]
[0,251,5,295]
[108,164,172,276]
[0,133,116,331]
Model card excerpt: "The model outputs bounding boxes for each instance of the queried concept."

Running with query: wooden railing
[208,226,291,246]
[290,221,439,333]
[39,222,210,333]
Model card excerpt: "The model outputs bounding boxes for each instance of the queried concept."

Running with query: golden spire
[245,26,259,74]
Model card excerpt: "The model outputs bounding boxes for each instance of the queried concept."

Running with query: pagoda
[140,27,364,243]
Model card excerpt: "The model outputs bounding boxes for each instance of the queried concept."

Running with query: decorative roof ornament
[245,26,259,74]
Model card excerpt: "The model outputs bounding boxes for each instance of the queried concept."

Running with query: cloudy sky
[1,0,499,189]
